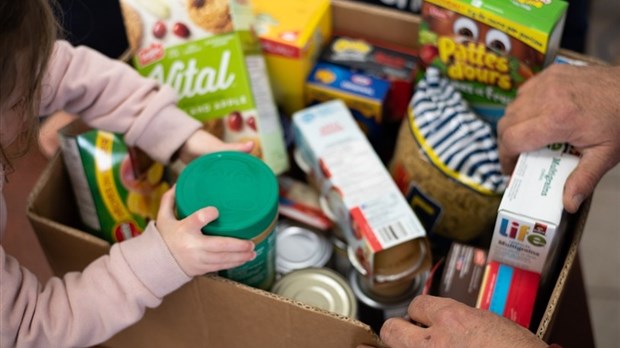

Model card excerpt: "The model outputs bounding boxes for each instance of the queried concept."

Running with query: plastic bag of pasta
[390,68,508,243]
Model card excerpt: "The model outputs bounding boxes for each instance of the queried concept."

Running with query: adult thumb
[563,152,608,213]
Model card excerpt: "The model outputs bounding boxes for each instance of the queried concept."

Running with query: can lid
[175,152,278,239]
[273,268,357,318]
[276,225,333,274]
[349,269,426,309]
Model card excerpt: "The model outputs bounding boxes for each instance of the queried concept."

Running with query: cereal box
[253,0,332,116]
[418,0,568,128]
[120,0,288,174]
[488,144,579,275]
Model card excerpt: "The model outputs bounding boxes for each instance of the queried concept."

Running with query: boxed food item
[27,2,592,346]
[439,242,487,307]
[292,100,428,280]
[58,120,168,243]
[120,0,289,174]
[278,175,333,231]
[305,62,391,150]
[488,144,579,276]
[253,0,332,116]
[418,0,568,127]
[320,35,418,121]
[477,261,541,329]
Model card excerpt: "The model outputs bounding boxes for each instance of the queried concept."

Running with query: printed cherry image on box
[120,0,289,174]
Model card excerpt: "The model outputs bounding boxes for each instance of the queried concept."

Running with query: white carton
[488,144,579,275]
[292,100,426,276]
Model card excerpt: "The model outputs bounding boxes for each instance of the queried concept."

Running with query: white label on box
[488,145,579,274]
[293,100,426,251]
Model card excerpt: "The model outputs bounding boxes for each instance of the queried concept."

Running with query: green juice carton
[120,0,289,174]
[418,0,568,128]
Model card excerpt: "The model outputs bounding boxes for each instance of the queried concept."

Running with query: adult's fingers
[498,118,566,174]
[405,295,451,327]
[562,149,611,213]
[380,317,425,348]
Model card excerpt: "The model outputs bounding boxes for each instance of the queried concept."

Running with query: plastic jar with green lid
[175,151,279,290]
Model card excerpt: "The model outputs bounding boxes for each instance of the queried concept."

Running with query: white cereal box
[488,144,579,275]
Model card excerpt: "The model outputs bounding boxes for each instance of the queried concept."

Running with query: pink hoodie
[0,41,202,347]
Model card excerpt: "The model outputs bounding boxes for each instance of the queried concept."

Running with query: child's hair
[0,0,59,172]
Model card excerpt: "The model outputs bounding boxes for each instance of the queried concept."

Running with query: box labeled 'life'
[488,144,579,275]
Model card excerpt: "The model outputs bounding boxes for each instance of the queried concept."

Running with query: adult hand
[498,64,620,213]
[176,129,254,164]
[155,187,255,276]
[358,295,546,348]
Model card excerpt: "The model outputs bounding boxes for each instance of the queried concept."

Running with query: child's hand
[177,129,254,164]
[155,187,256,276]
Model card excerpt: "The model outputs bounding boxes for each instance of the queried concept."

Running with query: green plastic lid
[175,151,278,239]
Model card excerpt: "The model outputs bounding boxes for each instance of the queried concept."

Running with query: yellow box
[253,0,332,116]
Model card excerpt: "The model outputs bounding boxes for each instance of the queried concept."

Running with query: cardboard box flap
[201,276,383,347]
[535,198,591,340]
[332,0,419,50]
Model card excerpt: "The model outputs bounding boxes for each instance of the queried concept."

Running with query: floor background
[1,1,619,347]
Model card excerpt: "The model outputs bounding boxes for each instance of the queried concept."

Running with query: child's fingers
[156,187,177,222]
[200,236,255,252]
[182,206,219,232]
[199,250,256,265]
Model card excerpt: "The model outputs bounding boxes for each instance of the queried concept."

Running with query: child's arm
[1,189,254,347]
[1,224,186,347]
[39,40,200,164]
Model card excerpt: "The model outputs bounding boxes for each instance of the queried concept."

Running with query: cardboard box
[28,1,593,346]
[418,0,568,127]
[253,0,332,116]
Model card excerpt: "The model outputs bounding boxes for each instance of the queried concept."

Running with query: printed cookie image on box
[418,0,567,128]
[120,0,288,174]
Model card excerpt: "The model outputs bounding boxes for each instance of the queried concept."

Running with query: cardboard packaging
[253,0,332,116]
[292,100,428,280]
[488,144,579,276]
[418,0,568,127]
[477,261,541,328]
[320,35,418,121]
[27,2,593,346]
[58,120,168,243]
[439,243,487,307]
[305,62,391,147]
[120,0,289,174]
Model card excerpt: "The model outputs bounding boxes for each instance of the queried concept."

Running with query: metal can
[276,222,333,275]
[330,233,352,276]
[175,151,278,290]
[348,238,429,298]
[349,268,426,333]
[272,268,358,318]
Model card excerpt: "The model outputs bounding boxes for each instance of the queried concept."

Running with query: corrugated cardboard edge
[535,197,591,340]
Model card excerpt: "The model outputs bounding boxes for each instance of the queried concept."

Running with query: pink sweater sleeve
[0,223,191,347]
[39,40,202,163]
